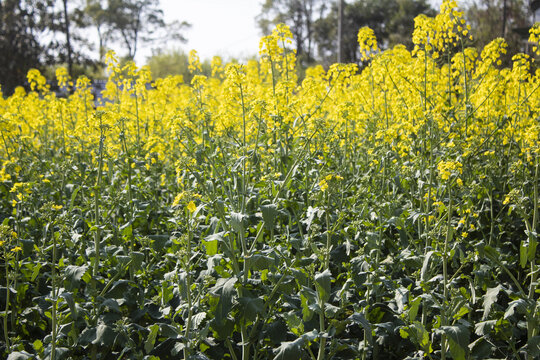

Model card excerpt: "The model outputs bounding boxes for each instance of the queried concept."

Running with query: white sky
[136,0,263,64]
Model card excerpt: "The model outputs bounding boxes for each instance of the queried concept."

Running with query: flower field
[1,1,540,359]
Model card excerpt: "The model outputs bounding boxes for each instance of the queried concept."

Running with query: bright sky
[137,0,263,64]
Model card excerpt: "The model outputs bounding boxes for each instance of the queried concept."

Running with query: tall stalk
[3,245,10,353]
[93,116,105,277]
[441,181,453,360]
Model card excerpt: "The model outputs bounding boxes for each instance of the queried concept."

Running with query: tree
[257,0,434,66]
[313,0,434,64]
[465,0,531,60]
[0,0,50,95]
[84,0,110,62]
[146,49,211,82]
[257,0,327,64]
[105,0,189,61]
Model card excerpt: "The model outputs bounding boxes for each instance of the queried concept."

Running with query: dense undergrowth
[1,1,540,359]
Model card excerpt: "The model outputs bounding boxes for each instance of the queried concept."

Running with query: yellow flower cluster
[357,27,379,61]
[0,3,539,200]
[529,23,540,56]
[437,160,463,181]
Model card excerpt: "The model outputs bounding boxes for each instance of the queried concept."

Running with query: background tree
[84,0,110,62]
[465,0,531,62]
[257,0,434,66]
[257,0,326,64]
[146,49,211,81]
[0,0,52,95]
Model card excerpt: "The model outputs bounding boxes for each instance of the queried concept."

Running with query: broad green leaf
[474,320,496,336]
[439,325,469,360]
[504,299,530,319]
[251,254,277,271]
[7,352,32,360]
[209,277,237,338]
[528,230,538,263]
[421,251,434,282]
[482,285,502,320]
[273,337,305,360]
[68,184,80,213]
[314,270,332,304]
[524,336,540,358]
[203,236,218,255]
[63,265,89,290]
[469,337,493,359]
[520,240,528,268]
[408,296,421,322]
[230,212,245,234]
[261,204,278,230]
[60,292,78,320]
[237,296,264,323]
[94,324,115,346]
[131,251,145,271]
[145,324,159,353]
[348,312,373,344]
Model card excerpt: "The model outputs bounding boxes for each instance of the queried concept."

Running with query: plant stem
[183,217,194,360]
[3,248,10,353]
[441,181,453,360]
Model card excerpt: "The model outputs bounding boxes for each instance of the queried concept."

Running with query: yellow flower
[187,201,197,213]
[52,204,63,211]
[11,246,22,253]
[319,179,328,192]
[172,192,185,207]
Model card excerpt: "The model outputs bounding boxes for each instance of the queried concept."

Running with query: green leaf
[314,270,332,304]
[469,337,493,359]
[524,336,540,358]
[421,250,434,282]
[145,324,159,353]
[230,212,245,234]
[192,312,206,329]
[474,320,496,336]
[131,251,145,271]
[504,299,530,319]
[237,296,264,323]
[7,352,32,360]
[348,312,372,344]
[300,286,317,321]
[520,240,528,268]
[261,204,278,230]
[105,280,133,299]
[68,185,80,213]
[63,265,89,290]
[251,254,277,271]
[209,277,237,338]
[483,285,502,320]
[408,296,421,322]
[401,322,432,353]
[94,324,115,346]
[203,236,218,256]
[528,230,538,263]
[60,292,78,320]
[273,337,305,360]
[439,325,469,360]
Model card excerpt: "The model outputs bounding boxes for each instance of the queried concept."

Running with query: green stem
[93,119,105,278]
[51,230,58,360]
[3,249,10,353]
[441,181,453,360]
[183,217,194,359]
[316,300,326,360]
